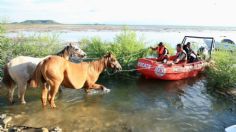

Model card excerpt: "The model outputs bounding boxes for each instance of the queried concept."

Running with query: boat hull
[137,58,207,80]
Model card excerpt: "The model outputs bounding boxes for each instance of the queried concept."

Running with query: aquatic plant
[206,50,236,89]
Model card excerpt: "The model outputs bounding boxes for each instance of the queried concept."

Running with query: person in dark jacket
[183,42,198,63]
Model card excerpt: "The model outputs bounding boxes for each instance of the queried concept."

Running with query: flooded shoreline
[0,77,236,131]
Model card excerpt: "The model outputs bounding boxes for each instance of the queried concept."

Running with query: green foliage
[206,51,236,89]
[165,43,175,55]
[0,25,5,35]
[80,29,148,72]
[0,29,62,77]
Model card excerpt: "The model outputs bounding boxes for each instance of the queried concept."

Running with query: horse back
[62,62,89,89]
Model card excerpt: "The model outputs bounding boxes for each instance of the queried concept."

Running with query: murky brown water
[0,76,236,132]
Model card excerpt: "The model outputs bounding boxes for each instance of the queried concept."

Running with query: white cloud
[0,0,236,26]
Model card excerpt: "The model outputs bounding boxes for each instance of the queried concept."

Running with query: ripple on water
[0,77,236,131]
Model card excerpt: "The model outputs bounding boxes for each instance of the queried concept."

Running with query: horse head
[66,43,86,58]
[104,52,122,71]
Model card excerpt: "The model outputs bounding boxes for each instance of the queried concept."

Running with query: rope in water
[106,65,158,76]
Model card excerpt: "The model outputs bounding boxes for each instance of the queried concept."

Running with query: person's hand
[167,62,173,66]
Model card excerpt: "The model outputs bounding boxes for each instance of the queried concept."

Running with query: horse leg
[8,84,16,104]
[86,83,110,93]
[41,83,49,107]
[48,83,60,108]
[18,82,27,104]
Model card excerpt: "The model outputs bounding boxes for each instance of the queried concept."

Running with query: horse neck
[90,58,107,74]
[56,49,70,60]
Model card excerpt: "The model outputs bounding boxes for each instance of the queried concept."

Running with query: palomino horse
[30,52,122,108]
[0,43,86,104]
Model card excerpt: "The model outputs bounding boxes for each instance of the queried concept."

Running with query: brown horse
[0,43,86,104]
[30,52,122,108]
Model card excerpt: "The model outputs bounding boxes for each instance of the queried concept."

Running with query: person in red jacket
[150,42,169,63]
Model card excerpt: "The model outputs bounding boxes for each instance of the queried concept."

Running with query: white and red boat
[137,36,215,80]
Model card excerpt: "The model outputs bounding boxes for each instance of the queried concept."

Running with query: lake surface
[0,76,236,132]
[6,30,236,46]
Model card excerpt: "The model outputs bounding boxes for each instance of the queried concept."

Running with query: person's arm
[174,52,186,64]
[163,49,168,55]
[150,46,157,50]
[192,50,197,56]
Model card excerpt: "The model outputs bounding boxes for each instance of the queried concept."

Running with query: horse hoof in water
[9,101,15,105]
[50,104,56,109]
[21,101,26,104]
[103,87,111,93]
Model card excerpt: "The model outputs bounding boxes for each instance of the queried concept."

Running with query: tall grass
[80,29,149,72]
[0,23,63,77]
[206,50,236,89]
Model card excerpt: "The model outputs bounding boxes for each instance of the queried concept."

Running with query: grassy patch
[206,50,236,89]
[80,29,149,73]
[0,23,62,77]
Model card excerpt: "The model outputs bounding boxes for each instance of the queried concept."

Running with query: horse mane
[88,57,108,73]
[55,46,68,57]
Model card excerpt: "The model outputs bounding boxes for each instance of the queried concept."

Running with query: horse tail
[29,62,44,88]
[1,65,15,89]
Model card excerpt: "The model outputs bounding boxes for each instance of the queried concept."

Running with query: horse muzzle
[77,53,87,58]
[116,66,122,71]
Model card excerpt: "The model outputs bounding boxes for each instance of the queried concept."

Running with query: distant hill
[13,20,60,24]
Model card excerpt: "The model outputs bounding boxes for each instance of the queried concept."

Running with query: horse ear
[108,52,112,57]
[104,51,112,58]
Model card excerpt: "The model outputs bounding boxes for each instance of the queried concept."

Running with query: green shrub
[0,26,62,77]
[80,29,149,73]
[206,51,236,89]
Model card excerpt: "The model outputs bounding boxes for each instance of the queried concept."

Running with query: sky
[0,0,236,26]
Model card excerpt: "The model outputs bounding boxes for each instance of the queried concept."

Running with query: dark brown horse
[30,52,122,108]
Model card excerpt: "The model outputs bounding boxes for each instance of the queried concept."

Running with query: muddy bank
[0,114,62,132]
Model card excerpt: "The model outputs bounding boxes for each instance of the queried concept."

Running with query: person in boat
[169,44,187,65]
[150,42,169,63]
[183,42,198,63]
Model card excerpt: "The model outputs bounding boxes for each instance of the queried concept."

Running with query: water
[6,30,236,46]
[0,76,236,132]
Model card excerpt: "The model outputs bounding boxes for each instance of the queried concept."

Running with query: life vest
[175,49,187,61]
[157,46,168,56]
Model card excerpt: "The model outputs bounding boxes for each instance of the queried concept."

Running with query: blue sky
[0,0,235,26]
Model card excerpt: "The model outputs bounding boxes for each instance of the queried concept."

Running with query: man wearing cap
[150,42,169,63]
